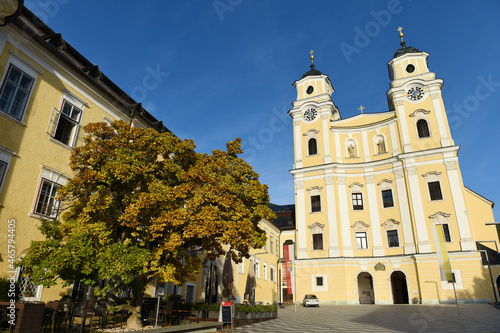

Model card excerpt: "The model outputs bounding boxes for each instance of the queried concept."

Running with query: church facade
[286,33,499,305]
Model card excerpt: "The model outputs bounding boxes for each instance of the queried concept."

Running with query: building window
[276,237,279,257]
[352,193,363,210]
[255,259,260,279]
[387,230,399,247]
[34,179,61,218]
[308,138,318,155]
[356,232,368,249]
[0,64,34,120]
[316,276,323,287]
[382,189,394,208]
[442,223,451,242]
[416,119,430,138]
[270,236,274,254]
[428,181,443,201]
[0,160,7,194]
[50,100,83,147]
[311,195,321,212]
[238,258,244,274]
[312,233,323,250]
[270,267,274,282]
[263,262,268,280]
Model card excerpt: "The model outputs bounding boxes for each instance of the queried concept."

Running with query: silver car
[303,294,319,307]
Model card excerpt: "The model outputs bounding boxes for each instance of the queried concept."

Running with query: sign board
[220,302,232,324]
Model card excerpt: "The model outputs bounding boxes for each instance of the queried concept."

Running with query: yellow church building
[285,30,500,305]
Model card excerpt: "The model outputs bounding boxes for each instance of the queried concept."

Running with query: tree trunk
[126,285,145,329]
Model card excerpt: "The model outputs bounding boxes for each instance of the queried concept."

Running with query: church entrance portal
[357,272,374,304]
[391,271,409,304]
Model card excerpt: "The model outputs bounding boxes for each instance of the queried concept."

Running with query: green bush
[235,303,276,314]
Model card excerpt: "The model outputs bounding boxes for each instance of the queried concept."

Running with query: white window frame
[409,109,432,139]
[377,179,395,209]
[307,186,323,213]
[309,222,325,251]
[185,283,196,303]
[15,260,43,302]
[311,274,328,292]
[270,234,274,254]
[0,52,40,123]
[422,172,444,202]
[47,91,86,148]
[442,269,463,290]
[304,129,319,156]
[30,166,70,219]
[262,229,267,251]
[263,261,268,281]
[238,257,244,274]
[381,219,401,248]
[270,265,276,282]
[0,145,16,198]
[255,258,260,279]
[349,182,364,211]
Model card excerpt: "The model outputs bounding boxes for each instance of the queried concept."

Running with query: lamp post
[480,222,500,307]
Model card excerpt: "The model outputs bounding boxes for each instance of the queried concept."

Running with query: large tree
[19,121,275,329]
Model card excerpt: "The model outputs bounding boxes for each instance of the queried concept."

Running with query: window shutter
[75,124,86,147]
[46,107,61,138]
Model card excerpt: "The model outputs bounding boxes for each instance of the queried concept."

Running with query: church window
[316,276,323,286]
[356,232,368,249]
[306,85,314,94]
[416,119,430,138]
[428,181,443,201]
[442,223,451,242]
[382,189,394,208]
[387,230,399,247]
[311,195,321,212]
[352,192,363,210]
[406,64,415,73]
[308,138,318,155]
[312,233,323,250]
[0,64,35,120]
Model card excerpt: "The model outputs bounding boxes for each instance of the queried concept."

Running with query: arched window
[417,119,430,138]
[308,138,318,155]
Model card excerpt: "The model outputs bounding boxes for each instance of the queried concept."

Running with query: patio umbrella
[245,259,256,304]
[221,251,234,299]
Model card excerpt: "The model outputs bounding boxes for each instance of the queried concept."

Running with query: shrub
[0,275,19,302]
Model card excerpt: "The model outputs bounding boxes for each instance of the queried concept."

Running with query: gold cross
[397,26,404,42]
[310,49,314,63]
[358,105,365,113]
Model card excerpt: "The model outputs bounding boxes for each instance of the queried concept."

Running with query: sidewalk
[126,321,222,333]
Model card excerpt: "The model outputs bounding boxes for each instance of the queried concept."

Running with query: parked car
[303,294,319,307]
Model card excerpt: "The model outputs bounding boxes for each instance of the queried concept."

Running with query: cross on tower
[358,105,365,113]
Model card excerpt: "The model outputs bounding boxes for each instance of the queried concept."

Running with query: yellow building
[0,7,168,303]
[152,218,281,305]
[286,32,500,305]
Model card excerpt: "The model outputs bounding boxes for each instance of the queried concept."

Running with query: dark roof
[393,41,421,59]
[301,63,322,79]
[269,204,295,230]
[10,6,170,134]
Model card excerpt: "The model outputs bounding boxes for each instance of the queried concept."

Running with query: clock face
[303,108,317,121]
[407,86,424,101]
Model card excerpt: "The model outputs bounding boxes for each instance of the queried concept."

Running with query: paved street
[234,304,500,333]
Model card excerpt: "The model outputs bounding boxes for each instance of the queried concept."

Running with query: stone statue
[377,138,386,154]
[348,144,356,158]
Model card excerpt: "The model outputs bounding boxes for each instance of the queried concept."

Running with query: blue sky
[25,0,500,219]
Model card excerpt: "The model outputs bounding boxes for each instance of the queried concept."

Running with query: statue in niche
[348,143,356,158]
[376,138,386,154]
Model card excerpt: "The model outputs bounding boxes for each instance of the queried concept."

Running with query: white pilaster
[430,91,451,147]
[389,123,399,156]
[406,165,431,253]
[393,166,416,254]
[365,174,385,256]
[444,161,474,251]
[294,118,302,168]
[337,175,353,257]
[362,131,370,162]
[322,113,331,164]
[335,132,342,163]
[295,179,308,259]
[325,173,339,257]
[395,99,412,153]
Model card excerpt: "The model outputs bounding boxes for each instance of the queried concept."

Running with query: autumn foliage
[19,121,275,328]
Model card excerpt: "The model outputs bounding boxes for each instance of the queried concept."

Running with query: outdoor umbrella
[222,251,234,299]
[244,259,256,304]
